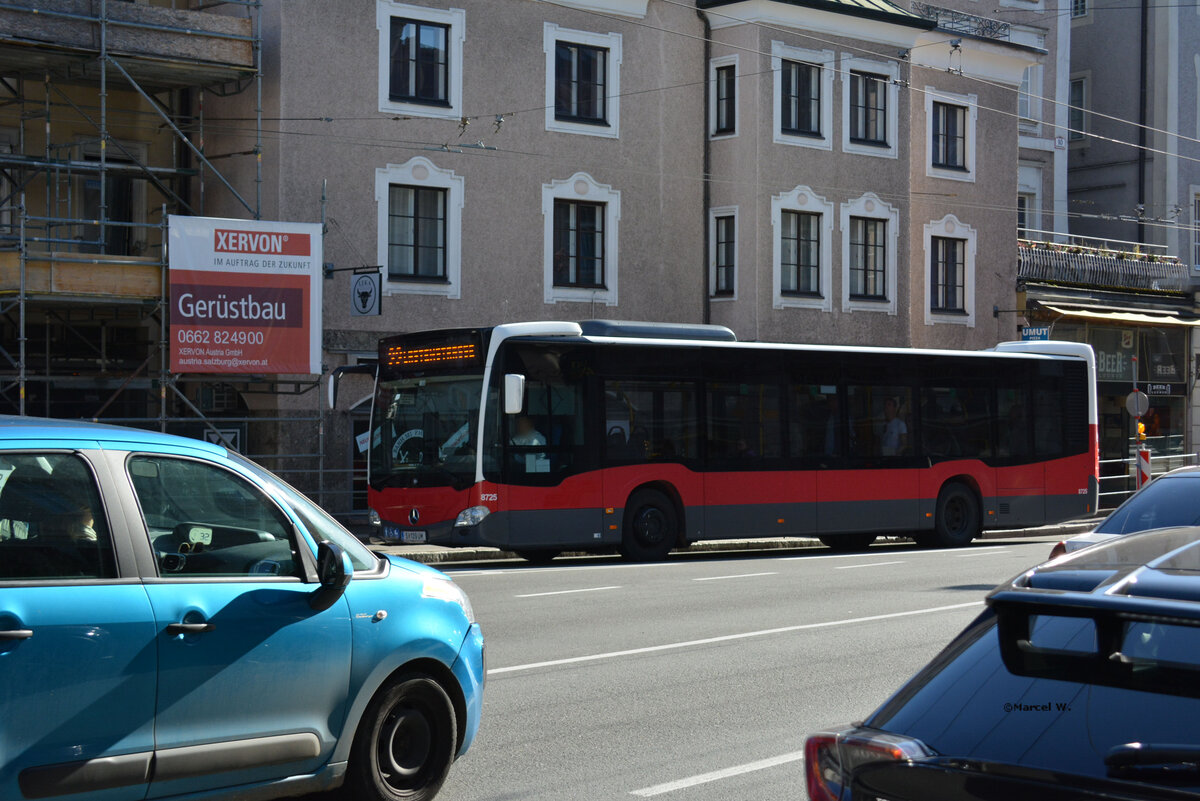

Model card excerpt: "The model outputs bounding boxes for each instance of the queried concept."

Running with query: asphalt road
[432,536,1064,801]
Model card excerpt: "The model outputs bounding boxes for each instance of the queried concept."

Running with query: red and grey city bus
[333,320,1098,561]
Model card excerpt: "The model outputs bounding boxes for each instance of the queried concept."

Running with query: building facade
[2,0,1052,519]
[1055,0,1200,486]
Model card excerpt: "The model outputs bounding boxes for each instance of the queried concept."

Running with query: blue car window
[128,456,301,579]
[224,450,378,571]
[0,453,117,580]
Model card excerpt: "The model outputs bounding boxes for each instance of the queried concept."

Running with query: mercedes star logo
[409,508,420,525]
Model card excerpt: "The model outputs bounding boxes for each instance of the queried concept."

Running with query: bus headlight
[422,577,476,624]
[454,506,490,528]
[368,508,381,528]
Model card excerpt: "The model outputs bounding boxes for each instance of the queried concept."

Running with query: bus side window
[505,378,584,479]
[921,385,991,459]
[605,380,697,464]
[848,385,911,459]
[708,382,782,463]
[996,387,1030,459]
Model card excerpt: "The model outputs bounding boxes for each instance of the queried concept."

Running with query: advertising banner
[168,215,322,374]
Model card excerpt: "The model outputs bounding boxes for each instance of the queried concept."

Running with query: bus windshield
[370,374,482,490]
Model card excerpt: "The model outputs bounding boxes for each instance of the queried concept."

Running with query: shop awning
[1039,303,1200,326]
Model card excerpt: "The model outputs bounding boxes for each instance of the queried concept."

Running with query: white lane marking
[780,544,1018,561]
[693,572,778,582]
[630,751,805,797]
[834,560,905,570]
[488,600,982,675]
[444,543,1029,576]
[515,586,621,598]
[445,561,692,577]
[954,549,1011,558]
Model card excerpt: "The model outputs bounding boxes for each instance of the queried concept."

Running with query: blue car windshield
[1095,474,1200,535]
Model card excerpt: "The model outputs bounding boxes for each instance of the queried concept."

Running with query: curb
[369,518,1104,565]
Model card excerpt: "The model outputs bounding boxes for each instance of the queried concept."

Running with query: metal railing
[1099,451,1198,510]
[1017,241,1189,294]
[910,1,1010,39]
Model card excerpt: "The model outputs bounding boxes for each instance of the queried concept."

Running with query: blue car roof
[0,415,227,456]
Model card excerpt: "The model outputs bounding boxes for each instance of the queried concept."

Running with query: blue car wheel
[349,674,458,801]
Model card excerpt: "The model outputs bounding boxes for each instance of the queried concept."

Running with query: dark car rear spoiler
[990,589,1200,699]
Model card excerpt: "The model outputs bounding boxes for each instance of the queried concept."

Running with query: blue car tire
[348,674,458,801]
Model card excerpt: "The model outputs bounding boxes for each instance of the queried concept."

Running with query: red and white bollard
[1137,448,1152,489]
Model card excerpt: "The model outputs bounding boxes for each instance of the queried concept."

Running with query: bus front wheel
[932,482,980,547]
[620,489,678,561]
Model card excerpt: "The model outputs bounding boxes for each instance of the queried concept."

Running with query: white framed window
[375,157,463,299]
[1017,164,1042,237]
[772,42,834,151]
[1017,194,1034,238]
[923,215,977,327]
[1071,0,1088,17]
[544,23,622,139]
[772,186,833,310]
[1018,65,1041,125]
[532,0,649,15]
[840,193,898,314]
[709,206,737,299]
[841,55,899,158]
[1191,188,1200,270]
[1069,75,1088,141]
[925,88,977,182]
[709,55,738,139]
[542,173,620,305]
[376,2,464,120]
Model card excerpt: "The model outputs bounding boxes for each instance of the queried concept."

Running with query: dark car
[1050,466,1200,558]
[806,526,1200,800]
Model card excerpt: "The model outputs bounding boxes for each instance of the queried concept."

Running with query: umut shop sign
[168,216,322,374]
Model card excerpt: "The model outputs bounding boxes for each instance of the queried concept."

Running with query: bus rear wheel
[932,482,980,547]
[620,489,678,561]
[818,533,876,551]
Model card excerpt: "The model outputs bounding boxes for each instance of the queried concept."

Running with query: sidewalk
[368,517,1103,565]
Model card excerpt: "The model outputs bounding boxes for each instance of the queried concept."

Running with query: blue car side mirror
[310,540,352,612]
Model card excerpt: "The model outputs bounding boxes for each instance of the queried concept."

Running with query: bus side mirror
[504,374,526,415]
[328,363,376,409]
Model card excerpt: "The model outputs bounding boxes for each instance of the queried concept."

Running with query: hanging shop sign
[168,215,322,375]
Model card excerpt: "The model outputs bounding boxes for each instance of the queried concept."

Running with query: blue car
[0,416,483,801]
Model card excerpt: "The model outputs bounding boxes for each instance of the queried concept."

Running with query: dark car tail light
[1049,540,1067,560]
[805,727,933,801]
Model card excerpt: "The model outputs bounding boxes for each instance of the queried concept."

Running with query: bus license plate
[383,524,427,544]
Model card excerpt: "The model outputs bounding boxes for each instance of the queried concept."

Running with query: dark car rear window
[1095,475,1200,535]
[867,611,1200,788]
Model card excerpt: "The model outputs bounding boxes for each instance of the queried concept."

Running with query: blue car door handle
[166,622,215,634]
[0,629,33,640]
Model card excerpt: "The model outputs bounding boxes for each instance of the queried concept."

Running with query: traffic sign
[1126,390,1149,417]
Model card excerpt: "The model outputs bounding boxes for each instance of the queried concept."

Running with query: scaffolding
[0,1,351,514]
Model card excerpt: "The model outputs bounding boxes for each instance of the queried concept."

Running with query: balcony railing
[910,2,1011,39]
[1017,240,1189,294]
